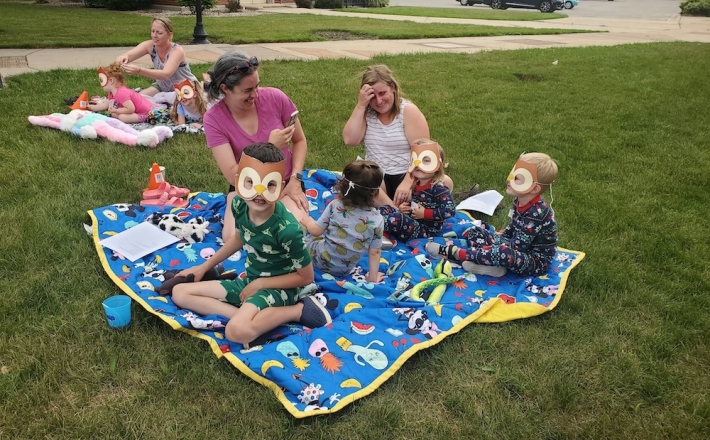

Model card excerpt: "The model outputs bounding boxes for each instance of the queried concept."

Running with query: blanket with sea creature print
[88,169,584,418]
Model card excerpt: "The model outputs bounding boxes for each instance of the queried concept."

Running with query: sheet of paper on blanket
[456,190,504,216]
[98,222,179,262]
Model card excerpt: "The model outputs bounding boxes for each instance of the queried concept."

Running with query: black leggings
[383,173,406,201]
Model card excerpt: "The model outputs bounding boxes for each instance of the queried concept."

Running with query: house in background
[153,0,295,7]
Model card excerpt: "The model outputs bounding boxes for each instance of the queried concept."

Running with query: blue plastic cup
[102,295,132,329]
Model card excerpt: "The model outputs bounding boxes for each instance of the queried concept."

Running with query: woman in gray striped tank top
[116,17,197,98]
[343,65,452,207]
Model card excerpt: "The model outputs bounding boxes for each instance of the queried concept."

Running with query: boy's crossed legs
[172,279,330,345]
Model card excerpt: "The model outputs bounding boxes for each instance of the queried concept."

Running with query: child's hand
[398,201,411,215]
[239,281,259,303]
[365,271,385,284]
[177,266,208,282]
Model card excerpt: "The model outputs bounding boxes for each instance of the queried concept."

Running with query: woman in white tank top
[343,65,451,206]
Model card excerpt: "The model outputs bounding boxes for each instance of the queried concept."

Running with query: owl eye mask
[235,153,285,203]
[507,158,538,194]
[174,79,196,101]
[97,67,109,87]
[407,142,441,174]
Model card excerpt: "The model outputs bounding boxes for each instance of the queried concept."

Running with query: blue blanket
[89,169,584,418]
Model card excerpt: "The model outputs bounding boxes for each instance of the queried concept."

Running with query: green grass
[2,42,710,439]
[0,3,583,48]
[335,5,567,20]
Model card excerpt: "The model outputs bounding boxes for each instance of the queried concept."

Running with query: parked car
[458,0,483,5]
[482,0,563,12]
[561,0,578,8]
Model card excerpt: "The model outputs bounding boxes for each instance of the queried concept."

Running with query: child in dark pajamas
[427,152,558,278]
[378,139,456,242]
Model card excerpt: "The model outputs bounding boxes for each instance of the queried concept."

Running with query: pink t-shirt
[203,87,297,177]
[109,86,154,116]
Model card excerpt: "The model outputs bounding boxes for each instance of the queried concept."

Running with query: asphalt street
[390,0,682,21]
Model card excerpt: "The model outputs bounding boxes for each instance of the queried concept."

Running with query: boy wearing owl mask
[172,143,330,346]
[426,152,558,277]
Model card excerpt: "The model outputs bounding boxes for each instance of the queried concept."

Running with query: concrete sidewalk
[1,8,708,78]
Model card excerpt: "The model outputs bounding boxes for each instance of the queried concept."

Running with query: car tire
[491,0,502,8]
[460,0,468,5]
[564,1,573,8]
[539,0,554,12]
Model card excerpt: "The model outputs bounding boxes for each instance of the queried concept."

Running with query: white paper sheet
[456,190,504,216]
[98,221,179,262]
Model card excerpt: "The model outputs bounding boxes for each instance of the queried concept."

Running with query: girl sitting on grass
[170,79,208,128]
[88,62,155,124]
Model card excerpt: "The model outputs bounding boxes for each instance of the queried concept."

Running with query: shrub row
[83,0,154,10]
[680,0,710,16]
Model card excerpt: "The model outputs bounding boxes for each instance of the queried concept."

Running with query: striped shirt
[363,99,411,175]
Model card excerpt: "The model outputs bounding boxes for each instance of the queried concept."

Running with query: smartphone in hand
[287,110,299,127]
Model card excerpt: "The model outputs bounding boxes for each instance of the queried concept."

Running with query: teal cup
[102,295,132,329]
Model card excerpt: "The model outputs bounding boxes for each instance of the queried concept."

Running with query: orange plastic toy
[69,91,89,110]
[145,163,165,191]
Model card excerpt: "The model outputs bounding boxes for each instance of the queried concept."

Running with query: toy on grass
[69,91,89,110]
[409,259,462,304]
[156,264,238,295]
[28,109,172,148]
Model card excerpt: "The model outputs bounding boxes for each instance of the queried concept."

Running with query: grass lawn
[335,5,567,20]
[1,42,709,438]
[0,2,584,48]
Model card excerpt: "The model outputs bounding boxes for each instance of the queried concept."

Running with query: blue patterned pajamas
[457,196,558,276]
[380,181,455,242]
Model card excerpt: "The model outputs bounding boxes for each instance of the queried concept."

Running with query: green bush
[178,0,218,14]
[103,0,154,10]
[83,0,105,7]
[365,0,389,6]
[295,0,313,7]
[680,0,710,16]
[315,0,343,8]
[226,0,241,12]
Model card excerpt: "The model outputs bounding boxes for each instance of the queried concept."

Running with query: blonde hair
[152,17,174,34]
[360,65,403,119]
[520,152,558,189]
[102,62,125,85]
[170,80,208,124]
[411,138,447,185]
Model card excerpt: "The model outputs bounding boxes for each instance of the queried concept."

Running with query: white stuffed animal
[148,213,210,243]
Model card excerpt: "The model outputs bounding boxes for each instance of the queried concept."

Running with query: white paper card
[456,190,504,216]
[356,155,364,161]
[99,221,179,262]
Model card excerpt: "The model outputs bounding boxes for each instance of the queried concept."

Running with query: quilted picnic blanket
[88,169,584,418]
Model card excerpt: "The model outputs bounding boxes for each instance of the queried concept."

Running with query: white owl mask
[408,142,441,174]
[235,153,285,203]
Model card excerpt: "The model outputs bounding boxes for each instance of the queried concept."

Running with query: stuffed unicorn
[28,110,173,148]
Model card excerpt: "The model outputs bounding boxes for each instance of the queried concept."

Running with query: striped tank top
[363,99,411,175]
[150,43,197,93]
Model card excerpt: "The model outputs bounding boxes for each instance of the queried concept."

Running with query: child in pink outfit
[88,62,155,123]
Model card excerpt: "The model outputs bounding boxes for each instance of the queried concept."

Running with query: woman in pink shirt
[203,51,308,240]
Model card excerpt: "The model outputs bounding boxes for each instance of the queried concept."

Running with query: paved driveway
[390,0,682,21]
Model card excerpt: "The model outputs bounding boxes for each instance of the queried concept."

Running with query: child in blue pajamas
[427,152,558,277]
[378,139,456,242]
